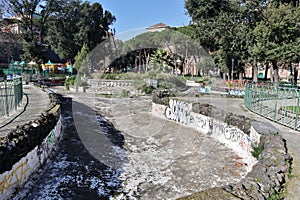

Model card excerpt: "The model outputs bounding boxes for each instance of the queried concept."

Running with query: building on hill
[146,23,168,32]
[0,14,42,35]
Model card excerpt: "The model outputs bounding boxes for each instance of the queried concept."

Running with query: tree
[46,1,115,60]
[253,4,300,83]
[74,43,90,77]
[3,0,60,63]
[149,49,174,73]
[185,0,248,79]
[0,7,23,64]
[2,0,115,63]
[196,57,216,76]
[185,0,300,83]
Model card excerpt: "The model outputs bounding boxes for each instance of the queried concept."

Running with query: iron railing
[0,77,23,117]
[244,83,300,130]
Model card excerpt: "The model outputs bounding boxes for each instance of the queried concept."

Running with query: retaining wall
[0,89,61,199]
[152,101,256,173]
[87,79,134,87]
[152,92,291,199]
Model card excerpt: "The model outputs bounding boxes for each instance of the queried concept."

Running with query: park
[1,0,300,199]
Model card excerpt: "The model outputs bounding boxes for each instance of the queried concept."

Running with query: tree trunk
[145,52,150,72]
[264,64,269,81]
[239,72,243,81]
[222,72,226,80]
[135,57,138,72]
[271,60,279,85]
[253,62,258,83]
[294,66,298,84]
[138,51,142,73]
[270,67,274,82]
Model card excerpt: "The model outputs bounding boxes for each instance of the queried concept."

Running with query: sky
[91,0,191,34]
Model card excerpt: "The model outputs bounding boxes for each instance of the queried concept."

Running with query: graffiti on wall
[37,129,57,163]
[0,160,30,194]
[229,90,245,96]
[190,113,253,154]
[190,113,213,135]
[153,103,167,116]
[216,122,253,153]
[37,117,61,163]
[165,99,192,124]
[0,117,62,198]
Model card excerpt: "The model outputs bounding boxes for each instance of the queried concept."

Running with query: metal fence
[244,83,300,130]
[0,78,23,117]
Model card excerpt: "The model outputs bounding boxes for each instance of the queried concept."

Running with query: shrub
[252,143,264,159]
[74,78,89,86]
[64,76,76,90]
[158,81,176,89]
[141,84,155,94]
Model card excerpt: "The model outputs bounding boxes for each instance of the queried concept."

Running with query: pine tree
[74,44,90,77]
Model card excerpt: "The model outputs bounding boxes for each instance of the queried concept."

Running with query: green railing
[244,83,300,130]
[0,78,23,117]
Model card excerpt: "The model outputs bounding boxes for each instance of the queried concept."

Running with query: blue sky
[91,0,191,34]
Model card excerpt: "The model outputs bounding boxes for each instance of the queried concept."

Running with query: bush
[74,78,89,86]
[141,84,155,94]
[158,81,176,89]
[252,143,264,159]
[144,70,158,79]
[64,76,76,90]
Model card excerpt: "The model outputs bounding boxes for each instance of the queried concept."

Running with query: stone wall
[0,88,62,199]
[179,131,292,200]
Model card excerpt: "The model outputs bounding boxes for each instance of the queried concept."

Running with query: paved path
[0,84,50,137]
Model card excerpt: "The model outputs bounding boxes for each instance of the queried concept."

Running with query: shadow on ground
[13,96,127,200]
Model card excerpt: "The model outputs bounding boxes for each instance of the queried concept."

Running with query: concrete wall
[0,90,61,200]
[152,100,256,173]
[87,79,134,88]
[152,94,292,199]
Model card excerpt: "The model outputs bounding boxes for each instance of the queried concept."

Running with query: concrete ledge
[0,89,62,200]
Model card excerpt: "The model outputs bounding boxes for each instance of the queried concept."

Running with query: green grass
[252,143,264,159]
[284,106,300,113]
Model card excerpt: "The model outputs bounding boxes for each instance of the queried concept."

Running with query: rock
[177,187,241,200]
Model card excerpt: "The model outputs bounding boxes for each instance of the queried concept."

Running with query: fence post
[4,80,9,116]
[260,86,263,114]
[274,86,279,121]
[249,84,253,110]
[244,83,251,109]
[295,91,300,130]
[14,78,17,110]
[244,84,247,108]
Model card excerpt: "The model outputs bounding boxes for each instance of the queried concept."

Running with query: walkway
[0,84,50,137]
